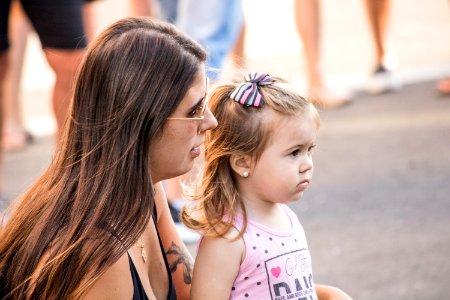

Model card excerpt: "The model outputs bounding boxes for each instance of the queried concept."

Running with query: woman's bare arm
[154,182,193,300]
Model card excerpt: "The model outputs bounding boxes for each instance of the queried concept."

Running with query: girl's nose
[299,154,313,173]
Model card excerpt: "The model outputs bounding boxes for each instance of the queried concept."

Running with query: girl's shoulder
[191,226,245,299]
[198,221,246,264]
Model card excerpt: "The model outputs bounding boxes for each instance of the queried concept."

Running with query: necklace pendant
[141,245,147,263]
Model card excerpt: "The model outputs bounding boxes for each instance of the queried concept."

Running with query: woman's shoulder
[82,252,133,299]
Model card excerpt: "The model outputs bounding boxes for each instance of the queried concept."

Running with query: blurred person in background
[364,0,402,94]
[435,0,450,96]
[228,0,401,108]
[129,0,153,16]
[0,0,87,198]
[1,1,32,152]
[2,0,101,152]
[294,0,351,109]
[0,0,86,137]
[436,78,450,95]
[176,0,244,81]
[294,0,401,107]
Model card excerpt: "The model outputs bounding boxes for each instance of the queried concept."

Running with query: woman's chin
[172,165,194,179]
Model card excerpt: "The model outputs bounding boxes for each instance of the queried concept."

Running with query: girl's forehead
[267,110,318,143]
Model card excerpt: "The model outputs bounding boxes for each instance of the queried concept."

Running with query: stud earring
[242,171,249,178]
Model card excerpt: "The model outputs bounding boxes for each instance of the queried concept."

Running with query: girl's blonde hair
[181,75,319,239]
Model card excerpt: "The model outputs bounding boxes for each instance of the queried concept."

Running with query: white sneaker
[174,222,201,244]
[367,66,402,94]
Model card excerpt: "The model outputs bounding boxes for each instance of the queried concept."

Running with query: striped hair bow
[230,72,275,108]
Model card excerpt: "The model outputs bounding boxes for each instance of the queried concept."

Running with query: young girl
[182,73,352,299]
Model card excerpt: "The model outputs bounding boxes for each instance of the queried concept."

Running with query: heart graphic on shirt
[271,267,281,278]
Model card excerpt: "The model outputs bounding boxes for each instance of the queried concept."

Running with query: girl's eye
[308,145,316,153]
[290,149,300,157]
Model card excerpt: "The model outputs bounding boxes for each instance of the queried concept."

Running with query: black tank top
[121,208,177,300]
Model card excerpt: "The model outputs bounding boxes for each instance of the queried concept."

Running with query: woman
[0,17,217,299]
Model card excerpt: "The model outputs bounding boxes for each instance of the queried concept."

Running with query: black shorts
[0,0,87,52]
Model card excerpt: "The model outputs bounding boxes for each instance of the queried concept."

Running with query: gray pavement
[2,0,450,299]
[294,82,450,299]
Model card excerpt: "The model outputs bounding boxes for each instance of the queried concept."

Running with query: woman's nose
[202,107,218,131]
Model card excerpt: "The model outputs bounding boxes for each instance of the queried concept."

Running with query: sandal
[437,78,450,96]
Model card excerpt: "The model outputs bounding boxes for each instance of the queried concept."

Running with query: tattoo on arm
[166,242,193,284]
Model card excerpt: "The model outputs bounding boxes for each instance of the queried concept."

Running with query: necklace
[139,239,147,263]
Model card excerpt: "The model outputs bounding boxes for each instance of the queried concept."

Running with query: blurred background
[8,0,450,136]
[2,0,450,299]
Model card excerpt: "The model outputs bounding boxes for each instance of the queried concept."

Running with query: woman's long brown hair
[0,17,206,299]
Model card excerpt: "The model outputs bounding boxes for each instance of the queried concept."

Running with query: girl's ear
[229,154,253,178]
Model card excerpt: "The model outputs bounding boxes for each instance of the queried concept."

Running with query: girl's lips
[190,146,201,158]
[296,180,310,192]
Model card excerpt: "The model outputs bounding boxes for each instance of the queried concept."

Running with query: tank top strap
[128,253,150,300]
[152,205,177,299]
[108,205,177,300]
[108,230,149,299]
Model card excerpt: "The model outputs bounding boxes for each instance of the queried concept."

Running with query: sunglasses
[167,77,209,121]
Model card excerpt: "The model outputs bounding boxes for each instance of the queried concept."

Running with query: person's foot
[2,130,34,151]
[308,87,352,109]
[367,65,402,95]
[436,78,450,96]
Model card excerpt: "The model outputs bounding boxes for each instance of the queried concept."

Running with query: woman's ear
[229,154,252,178]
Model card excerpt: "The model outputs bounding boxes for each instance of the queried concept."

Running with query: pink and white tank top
[230,204,318,300]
